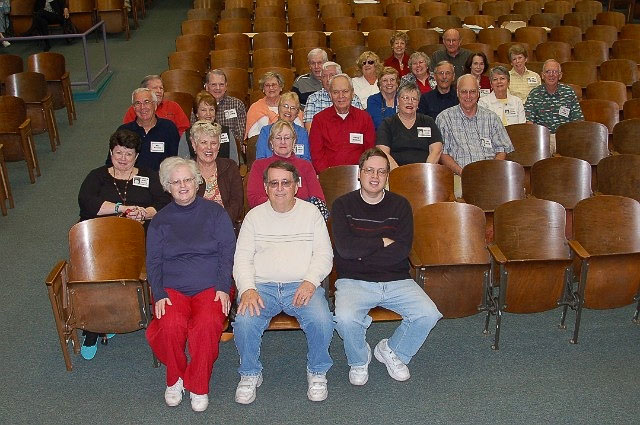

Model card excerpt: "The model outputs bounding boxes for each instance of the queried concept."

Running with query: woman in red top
[465,52,491,97]
[383,31,410,78]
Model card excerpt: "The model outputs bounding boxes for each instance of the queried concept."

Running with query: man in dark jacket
[32,0,70,51]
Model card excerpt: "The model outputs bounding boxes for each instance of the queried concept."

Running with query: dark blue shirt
[418,89,459,121]
[366,92,398,129]
[109,117,180,171]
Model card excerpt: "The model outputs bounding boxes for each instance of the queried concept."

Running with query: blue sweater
[146,197,236,301]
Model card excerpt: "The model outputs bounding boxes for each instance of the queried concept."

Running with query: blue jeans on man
[233,282,334,376]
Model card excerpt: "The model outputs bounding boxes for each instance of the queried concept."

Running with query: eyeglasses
[280,104,298,111]
[435,71,453,76]
[133,99,154,107]
[361,167,389,176]
[267,179,294,189]
[264,83,280,89]
[361,60,376,66]
[169,177,196,186]
[459,89,478,96]
[273,135,293,142]
[399,95,419,103]
[544,70,561,75]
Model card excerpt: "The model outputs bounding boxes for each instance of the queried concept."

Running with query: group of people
[74,26,588,412]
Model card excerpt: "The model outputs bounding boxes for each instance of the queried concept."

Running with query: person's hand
[63,8,69,19]
[215,291,231,316]
[237,289,264,317]
[292,281,316,307]
[124,206,147,222]
[382,237,395,247]
[155,297,172,319]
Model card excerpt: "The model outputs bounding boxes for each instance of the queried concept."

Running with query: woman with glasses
[478,66,526,127]
[246,120,326,216]
[246,71,302,139]
[190,120,243,229]
[76,129,170,360]
[177,91,238,164]
[366,67,399,129]
[376,82,443,170]
[399,52,436,94]
[352,51,383,109]
[146,156,236,412]
[255,92,311,161]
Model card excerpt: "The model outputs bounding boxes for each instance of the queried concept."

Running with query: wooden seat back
[389,163,455,212]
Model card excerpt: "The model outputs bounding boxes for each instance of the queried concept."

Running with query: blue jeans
[334,278,442,366]
[233,282,334,376]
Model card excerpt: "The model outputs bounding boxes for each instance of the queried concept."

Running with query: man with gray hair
[309,74,375,173]
[524,59,583,152]
[418,61,458,120]
[303,61,363,132]
[292,48,328,109]
[430,29,471,81]
[205,69,247,146]
[122,75,190,136]
[115,88,180,171]
[436,74,513,196]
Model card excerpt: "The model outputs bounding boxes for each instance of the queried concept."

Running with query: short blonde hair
[159,157,201,192]
[268,120,298,151]
[195,90,216,112]
[279,92,300,109]
[389,31,408,46]
[377,67,399,89]
[356,51,383,77]
[259,71,284,91]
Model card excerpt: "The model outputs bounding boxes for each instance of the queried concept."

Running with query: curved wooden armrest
[568,240,590,260]
[488,244,507,264]
[18,119,30,131]
[45,260,68,286]
[139,263,147,281]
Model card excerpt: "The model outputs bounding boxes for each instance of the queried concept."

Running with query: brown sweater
[197,157,244,225]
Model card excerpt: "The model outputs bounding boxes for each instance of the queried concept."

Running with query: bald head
[443,29,462,56]
[457,74,479,116]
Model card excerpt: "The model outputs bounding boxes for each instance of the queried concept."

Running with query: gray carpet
[1,1,639,423]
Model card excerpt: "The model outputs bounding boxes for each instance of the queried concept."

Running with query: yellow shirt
[508,68,541,103]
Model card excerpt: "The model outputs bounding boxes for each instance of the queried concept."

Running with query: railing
[3,20,111,92]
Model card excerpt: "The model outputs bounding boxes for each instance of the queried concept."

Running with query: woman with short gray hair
[478,66,526,126]
[246,71,302,138]
[399,51,436,94]
[147,155,236,412]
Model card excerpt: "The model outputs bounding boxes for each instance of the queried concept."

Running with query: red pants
[146,288,225,395]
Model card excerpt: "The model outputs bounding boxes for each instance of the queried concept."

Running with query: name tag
[558,106,570,118]
[417,127,431,138]
[298,176,303,187]
[527,76,538,85]
[480,88,490,96]
[349,133,363,144]
[150,141,165,153]
[481,138,493,149]
[220,133,229,144]
[132,176,150,188]
[294,144,305,156]
[224,108,237,119]
[504,108,517,116]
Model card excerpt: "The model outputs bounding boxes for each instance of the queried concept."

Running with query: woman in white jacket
[478,66,526,126]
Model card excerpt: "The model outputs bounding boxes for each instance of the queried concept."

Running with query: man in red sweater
[123,75,190,136]
[309,74,376,173]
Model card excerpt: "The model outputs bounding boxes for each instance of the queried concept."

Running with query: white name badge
[132,176,150,188]
[527,76,538,85]
[558,106,570,118]
[480,88,490,96]
[150,141,165,153]
[417,127,432,138]
[294,144,305,156]
[349,133,364,144]
[504,108,517,116]
[481,138,493,149]
[224,108,238,119]
[298,176,303,187]
[220,133,229,144]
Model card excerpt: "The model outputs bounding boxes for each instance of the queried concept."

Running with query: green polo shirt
[524,83,584,133]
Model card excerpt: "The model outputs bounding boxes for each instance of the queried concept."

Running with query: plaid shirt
[303,88,363,123]
[436,105,514,169]
[215,95,247,143]
[524,83,583,133]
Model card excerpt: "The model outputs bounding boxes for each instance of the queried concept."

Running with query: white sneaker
[235,374,263,404]
[307,372,328,402]
[164,377,184,407]
[190,392,209,412]
[1,40,10,47]
[374,339,410,381]
[349,344,371,386]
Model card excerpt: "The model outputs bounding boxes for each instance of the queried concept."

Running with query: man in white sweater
[232,160,334,405]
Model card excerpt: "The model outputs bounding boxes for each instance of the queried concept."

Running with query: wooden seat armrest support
[408,248,422,268]
[487,244,507,264]
[568,240,590,260]
[18,119,30,132]
[45,260,68,287]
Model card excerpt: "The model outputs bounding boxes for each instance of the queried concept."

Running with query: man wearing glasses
[524,60,584,153]
[233,161,334,404]
[292,48,328,109]
[418,61,459,120]
[114,88,180,171]
[430,29,471,82]
[436,74,513,197]
[332,148,442,386]
[309,74,375,173]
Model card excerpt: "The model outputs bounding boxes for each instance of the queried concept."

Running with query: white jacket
[478,92,526,126]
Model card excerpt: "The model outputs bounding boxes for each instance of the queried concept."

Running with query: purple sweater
[146,197,236,301]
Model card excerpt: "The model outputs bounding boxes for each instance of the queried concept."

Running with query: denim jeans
[334,278,442,366]
[233,282,334,376]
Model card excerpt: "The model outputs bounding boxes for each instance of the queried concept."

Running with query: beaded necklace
[111,168,133,204]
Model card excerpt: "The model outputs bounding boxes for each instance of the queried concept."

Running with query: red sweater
[309,106,376,173]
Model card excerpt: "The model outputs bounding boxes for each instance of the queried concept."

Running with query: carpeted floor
[0,1,638,423]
